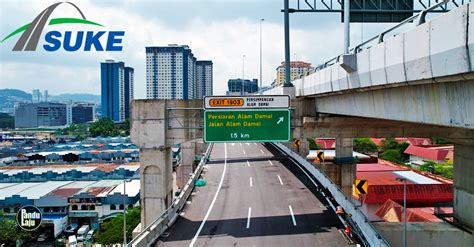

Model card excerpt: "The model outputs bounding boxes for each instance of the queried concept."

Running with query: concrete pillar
[299,138,310,158]
[335,138,356,197]
[140,148,173,228]
[176,141,196,189]
[454,143,474,229]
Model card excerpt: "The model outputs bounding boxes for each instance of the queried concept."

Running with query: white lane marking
[249,177,253,187]
[243,149,246,155]
[190,144,228,247]
[288,205,297,226]
[239,143,242,146]
[268,160,274,166]
[231,143,235,147]
[277,174,284,185]
[246,143,250,146]
[259,149,264,154]
[246,207,252,229]
[253,143,257,146]
[247,160,250,167]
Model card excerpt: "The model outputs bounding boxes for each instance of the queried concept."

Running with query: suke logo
[1,1,124,52]
[16,205,42,231]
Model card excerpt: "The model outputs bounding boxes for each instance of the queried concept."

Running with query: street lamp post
[396,177,407,247]
[259,18,264,93]
[242,55,246,95]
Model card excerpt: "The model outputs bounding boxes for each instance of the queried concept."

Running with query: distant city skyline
[0,0,394,98]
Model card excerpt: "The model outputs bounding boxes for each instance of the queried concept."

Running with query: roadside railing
[128,143,213,247]
[273,142,390,247]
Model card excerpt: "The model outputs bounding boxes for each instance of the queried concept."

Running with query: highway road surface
[157,142,349,247]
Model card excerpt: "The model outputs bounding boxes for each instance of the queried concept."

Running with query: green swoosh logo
[1,18,104,43]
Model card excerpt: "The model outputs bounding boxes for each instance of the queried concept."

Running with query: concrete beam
[302,116,474,140]
[312,80,474,130]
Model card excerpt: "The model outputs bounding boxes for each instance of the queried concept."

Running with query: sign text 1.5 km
[204,109,290,142]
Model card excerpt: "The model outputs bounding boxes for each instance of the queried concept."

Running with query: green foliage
[89,118,120,137]
[0,212,33,246]
[419,160,453,179]
[380,149,402,164]
[380,138,399,152]
[353,138,378,154]
[61,123,89,139]
[432,137,452,145]
[116,119,130,136]
[306,138,321,150]
[0,113,14,129]
[94,206,141,245]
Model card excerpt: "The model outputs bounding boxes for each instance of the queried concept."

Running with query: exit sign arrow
[277,117,284,124]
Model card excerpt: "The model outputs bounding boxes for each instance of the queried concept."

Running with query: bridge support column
[335,138,356,197]
[454,142,474,230]
[140,148,173,229]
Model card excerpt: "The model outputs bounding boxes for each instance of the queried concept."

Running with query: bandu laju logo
[1,1,124,52]
[16,205,42,231]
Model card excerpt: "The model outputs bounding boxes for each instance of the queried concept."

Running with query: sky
[0,0,421,98]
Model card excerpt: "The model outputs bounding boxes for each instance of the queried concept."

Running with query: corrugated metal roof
[404,145,453,161]
[393,171,442,184]
[0,183,41,199]
[108,179,140,197]
[18,181,72,199]
[359,183,453,204]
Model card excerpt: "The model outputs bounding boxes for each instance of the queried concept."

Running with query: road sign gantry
[203,95,291,143]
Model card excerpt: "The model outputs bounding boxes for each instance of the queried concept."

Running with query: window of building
[90,205,95,210]
[3,208,10,213]
[119,204,124,210]
[110,204,116,210]
[81,205,87,210]
[72,205,78,211]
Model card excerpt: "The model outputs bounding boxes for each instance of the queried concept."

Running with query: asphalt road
[157,142,348,247]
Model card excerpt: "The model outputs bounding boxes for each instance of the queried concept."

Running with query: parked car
[64,223,78,235]
[68,235,77,247]
[37,232,50,242]
[85,229,94,241]
[76,225,90,242]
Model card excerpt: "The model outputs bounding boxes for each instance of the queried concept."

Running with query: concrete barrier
[129,143,213,247]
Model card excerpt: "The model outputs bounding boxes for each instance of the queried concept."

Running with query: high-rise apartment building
[275,61,313,86]
[146,44,212,100]
[124,67,134,119]
[100,60,134,122]
[196,60,213,99]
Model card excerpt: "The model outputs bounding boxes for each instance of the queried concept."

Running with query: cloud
[0,0,394,98]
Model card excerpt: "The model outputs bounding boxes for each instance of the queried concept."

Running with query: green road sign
[204,109,291,142]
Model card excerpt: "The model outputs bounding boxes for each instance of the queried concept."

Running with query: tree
[89,118,120,137]
[380,138,399,152]
[94,206,141,244]
[0,212,33,246]
[353,138,378,154]
[380,149,402,164]
[306,138,321,150]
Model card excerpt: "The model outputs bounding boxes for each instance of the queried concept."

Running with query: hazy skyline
[1,0,395,98]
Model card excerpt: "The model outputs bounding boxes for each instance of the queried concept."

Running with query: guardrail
[129,143,214,247]
[273,142,390,247]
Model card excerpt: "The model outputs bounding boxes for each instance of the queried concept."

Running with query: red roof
[370,138,432,146]
[375,199,446,222]
[357,159,408,172]
[404,145,453,161]
[316,139,336,149]
[363,183,452,204]
[50,188,82,198]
